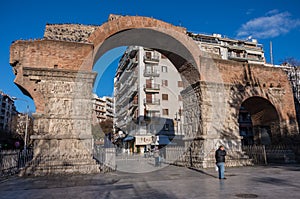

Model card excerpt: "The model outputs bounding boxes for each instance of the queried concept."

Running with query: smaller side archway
[238,96,280,145]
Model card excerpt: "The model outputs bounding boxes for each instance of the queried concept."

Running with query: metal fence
[0,149,33,177]
[242,144,300,165]
[93,147,116,172]
[242,145,267,165]
[165,146,193,167]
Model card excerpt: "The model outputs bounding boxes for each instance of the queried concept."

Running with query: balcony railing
[144,98,160,105]
[143,69,160,77]
[144,55,160,63]
[143,83,160,92]
[228,52,264,62]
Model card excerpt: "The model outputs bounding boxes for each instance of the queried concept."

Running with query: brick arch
[239,96,281,144]
[241,96,282,125]
[241,96,280,125]
[86,16,202,84]
[216,59,298,138]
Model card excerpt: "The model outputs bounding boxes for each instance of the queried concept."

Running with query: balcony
[144,69,160,77]
[228,52,264,63]
[144,54,160,63]
[144,98,160,105]
[143,83,160,93]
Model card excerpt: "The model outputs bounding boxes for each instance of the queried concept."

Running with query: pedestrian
[153,146,160,167]
[215,145,227,179]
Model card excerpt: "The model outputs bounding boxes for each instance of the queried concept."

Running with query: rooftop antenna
[270,41,274,65]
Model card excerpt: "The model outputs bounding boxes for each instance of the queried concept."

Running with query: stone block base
[20,158,100,176]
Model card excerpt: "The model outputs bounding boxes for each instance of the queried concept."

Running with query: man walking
[215,145,227,179]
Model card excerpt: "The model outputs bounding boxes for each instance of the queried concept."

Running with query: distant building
[188,32,265,64]
[0,91,17,133]
[92,94,114,124]
[114,46,184,153]
[103,96,114,121]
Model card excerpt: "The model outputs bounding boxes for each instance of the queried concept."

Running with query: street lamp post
[24,104,29,151]
[12,97,29,151]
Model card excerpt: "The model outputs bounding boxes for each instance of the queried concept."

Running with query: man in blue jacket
[215,145,227,179]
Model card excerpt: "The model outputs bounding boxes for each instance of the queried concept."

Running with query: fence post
[263,145,267,165]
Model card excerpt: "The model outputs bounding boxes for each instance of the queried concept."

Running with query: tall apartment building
[0,91,17,133]
[188,32,265,64]
[92,94,114,124]
[114,46,184,153]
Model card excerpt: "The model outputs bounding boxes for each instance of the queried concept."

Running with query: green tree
[92,119,113,140]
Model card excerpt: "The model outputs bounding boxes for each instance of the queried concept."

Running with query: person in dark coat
[215,145,227,179]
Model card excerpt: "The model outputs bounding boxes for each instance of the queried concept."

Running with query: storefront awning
[123,135,135,142]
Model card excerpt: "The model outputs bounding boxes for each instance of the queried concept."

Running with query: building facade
[114,46,184,153]
[92,94,114,124]
[188,32,265,64]
[0,91,17,133]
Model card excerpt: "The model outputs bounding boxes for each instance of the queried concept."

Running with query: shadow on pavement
[187,167,218,178]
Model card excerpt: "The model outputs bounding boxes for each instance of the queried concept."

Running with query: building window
[145,51,151,59]
[145,65,153,73]
[162,80,168,87]
[178,81,183,87]
[161,65,168,73]
[162,94,168,101]
[162,109,169,116]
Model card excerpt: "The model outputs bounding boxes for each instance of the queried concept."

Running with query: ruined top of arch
[40,14,186,44]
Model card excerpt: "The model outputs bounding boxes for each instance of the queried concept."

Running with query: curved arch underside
[93,28,201,84]
[242,97,280,126]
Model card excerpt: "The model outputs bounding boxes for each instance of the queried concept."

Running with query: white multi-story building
[0,91,17,133]
[92,94,114,124]
[188,32,265,64]
[114,46,184,153]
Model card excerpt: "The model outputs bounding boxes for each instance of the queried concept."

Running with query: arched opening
[92,43,193,173]
[239,96,280,145]
[92,28,201,86]
[89,26,202,173]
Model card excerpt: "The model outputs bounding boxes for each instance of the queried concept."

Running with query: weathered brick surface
[44,24,98,43]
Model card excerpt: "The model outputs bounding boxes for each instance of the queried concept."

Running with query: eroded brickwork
[44,24,98,43]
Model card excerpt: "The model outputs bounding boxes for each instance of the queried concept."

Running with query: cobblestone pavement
[1,164,300,199]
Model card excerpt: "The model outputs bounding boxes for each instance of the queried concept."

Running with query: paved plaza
[1,163,300,199]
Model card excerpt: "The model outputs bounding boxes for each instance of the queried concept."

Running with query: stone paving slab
[1,164,300,199]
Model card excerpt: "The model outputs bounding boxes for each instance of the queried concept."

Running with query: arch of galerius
[9,14,298,175]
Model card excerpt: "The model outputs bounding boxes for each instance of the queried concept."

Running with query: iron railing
[0,149,33,177]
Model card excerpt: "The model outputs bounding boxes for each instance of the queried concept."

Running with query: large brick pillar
[21,67,100,175]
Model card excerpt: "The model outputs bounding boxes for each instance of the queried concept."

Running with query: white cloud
[237,11,300,39]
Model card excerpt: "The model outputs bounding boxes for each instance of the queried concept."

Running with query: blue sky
[1,0,300,112]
